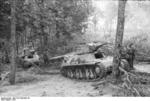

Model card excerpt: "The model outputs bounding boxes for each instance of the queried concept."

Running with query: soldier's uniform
[126,44,135,70]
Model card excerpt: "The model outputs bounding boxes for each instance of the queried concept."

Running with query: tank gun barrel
[77,41,103,45]
[49,55,65,61]
[93,42,109,52]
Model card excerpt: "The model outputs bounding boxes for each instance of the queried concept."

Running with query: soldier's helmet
[126,43,134,50]
[129,43,133,47]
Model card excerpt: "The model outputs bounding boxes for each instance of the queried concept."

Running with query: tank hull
[60,53,113,81]
[60,55,129,81]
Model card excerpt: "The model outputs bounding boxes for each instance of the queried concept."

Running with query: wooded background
[1,0,150,60]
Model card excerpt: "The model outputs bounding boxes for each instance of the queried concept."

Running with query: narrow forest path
[0,63,150,97]
[0,74,102,97]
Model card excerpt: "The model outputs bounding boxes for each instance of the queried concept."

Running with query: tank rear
[17,48,40,69]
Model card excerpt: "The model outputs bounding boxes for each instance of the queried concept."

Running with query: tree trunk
[16,33,19,54]
[24,27,27,47]
[113,0,127,79]
[9,0,17,85]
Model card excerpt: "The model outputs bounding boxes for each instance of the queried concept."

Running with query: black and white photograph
[0,0,150,98]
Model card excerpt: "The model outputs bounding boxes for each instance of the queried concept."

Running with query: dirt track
[0,74,103,97]
[0,63,150,97]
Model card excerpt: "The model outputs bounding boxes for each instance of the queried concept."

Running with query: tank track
[60,62,108,82]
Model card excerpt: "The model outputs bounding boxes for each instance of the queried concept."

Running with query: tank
[60,53,113,81]
[17,47,40,69]
[50,42,130,81]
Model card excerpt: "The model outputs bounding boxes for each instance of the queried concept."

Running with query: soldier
[32,51,40,66]
[126,43,135,70]
[43,51,49,64]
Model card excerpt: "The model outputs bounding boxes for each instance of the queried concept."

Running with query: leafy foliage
[15,0,92,55]
[0,0,93,58]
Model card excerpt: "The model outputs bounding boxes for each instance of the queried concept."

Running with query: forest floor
[0,63,150,97]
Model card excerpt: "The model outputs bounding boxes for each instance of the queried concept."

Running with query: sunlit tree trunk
[9,0,17,85]
[113,0,127,79]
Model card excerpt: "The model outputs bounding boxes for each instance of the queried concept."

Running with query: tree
[9,0,17,84]
[113,0,127,79]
